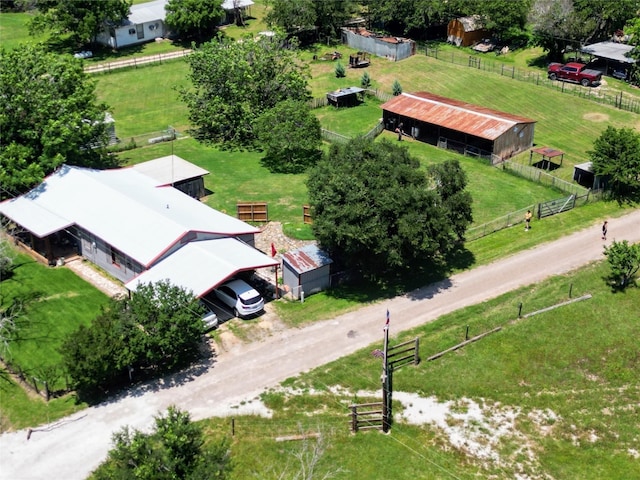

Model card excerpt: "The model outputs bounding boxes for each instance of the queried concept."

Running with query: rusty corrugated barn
[381,92,536,163]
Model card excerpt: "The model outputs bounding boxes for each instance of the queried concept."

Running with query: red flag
[271,243,277,257]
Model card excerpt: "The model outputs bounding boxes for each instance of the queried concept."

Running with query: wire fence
[424,46,640,114]
[500,161,589,196]
[108,127,184,152]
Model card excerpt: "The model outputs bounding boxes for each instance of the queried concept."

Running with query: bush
[392,79,402,96]
[361,71,371,88]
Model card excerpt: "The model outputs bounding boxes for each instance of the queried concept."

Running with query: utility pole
[381,310,391,433]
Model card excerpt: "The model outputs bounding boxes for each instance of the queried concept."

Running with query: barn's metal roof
[125,237,277,298]
[131,155,209,186]
[0,165,259,267]
[381,92,536,141]
[283,245,332,275]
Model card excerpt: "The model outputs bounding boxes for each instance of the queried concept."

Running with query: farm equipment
[349,51,370,68]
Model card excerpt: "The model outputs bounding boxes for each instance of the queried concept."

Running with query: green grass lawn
[1,253,109,393]
[0,12,48,50]
[95,61,191,138]
[199,259,640,479]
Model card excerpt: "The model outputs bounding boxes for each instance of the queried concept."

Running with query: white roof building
[0,164,277,296]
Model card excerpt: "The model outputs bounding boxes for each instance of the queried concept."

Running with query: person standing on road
[602,220,608,240]
[524,210,532,231]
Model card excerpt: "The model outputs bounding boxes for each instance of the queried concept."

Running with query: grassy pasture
[199,259,640,479]
[0,12,48,50]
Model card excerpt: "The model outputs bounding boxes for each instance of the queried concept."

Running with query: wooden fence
[237,202,268,222]
[84,49,192,75]
[349,402,384,432]
[303,205,313,224]
[387,337,420,370]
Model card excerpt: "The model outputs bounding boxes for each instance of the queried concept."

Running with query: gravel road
[1,210,639,480]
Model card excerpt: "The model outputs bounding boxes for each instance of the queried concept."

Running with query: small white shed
[282,245,333,300]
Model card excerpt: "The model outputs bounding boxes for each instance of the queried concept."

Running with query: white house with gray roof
[0,164,277,297]
[96,0,169,50]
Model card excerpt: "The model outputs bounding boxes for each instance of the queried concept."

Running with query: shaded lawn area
[1,253,109,392]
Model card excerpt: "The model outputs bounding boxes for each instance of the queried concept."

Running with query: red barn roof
[381,92,536,140]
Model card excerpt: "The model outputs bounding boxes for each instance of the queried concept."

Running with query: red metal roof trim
[381,92,536,141]
[531,146,564,158]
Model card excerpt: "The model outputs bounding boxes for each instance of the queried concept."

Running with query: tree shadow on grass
[323,246,475,303]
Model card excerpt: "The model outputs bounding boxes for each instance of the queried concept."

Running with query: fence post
[231,417,235,436]
[569,283,573,299]
[350,405,358,433]
[518,303,523,318]
[414,337,420,365]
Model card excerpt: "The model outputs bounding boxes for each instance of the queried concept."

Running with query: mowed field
[100,47,636,232]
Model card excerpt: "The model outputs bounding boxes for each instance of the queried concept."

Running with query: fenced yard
[424,45,640,114]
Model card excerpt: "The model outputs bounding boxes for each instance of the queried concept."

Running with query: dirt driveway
[1,211,639,480]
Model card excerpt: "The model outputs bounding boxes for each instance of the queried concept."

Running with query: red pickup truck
[547,62,602,87]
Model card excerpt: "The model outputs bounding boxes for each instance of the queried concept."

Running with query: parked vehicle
[547,62,602,87]
[213,279,264,318]
[199,299,219,331]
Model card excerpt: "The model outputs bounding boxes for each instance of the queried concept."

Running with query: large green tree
[529,0,639,60]
[126,280,205,371]
[165,0,224,41]
[0,45,114,199]
[307,138,473,277]
[62,301,140,395]
[255,99,322,173]
[265,0,355,43]
[62,281,205,396]
[180,34,311,149]
[29,0,131,45]
[589,126,640,201]
[428,159,474,242]
[93,406,232,480]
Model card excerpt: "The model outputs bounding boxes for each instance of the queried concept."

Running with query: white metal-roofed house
[0,164,276,295]
[96,0,169,50]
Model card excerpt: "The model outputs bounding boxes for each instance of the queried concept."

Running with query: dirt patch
[583,113,609,122]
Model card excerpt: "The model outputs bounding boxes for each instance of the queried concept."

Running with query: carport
[125,237,279,298]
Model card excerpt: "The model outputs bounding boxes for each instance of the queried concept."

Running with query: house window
[149,24,155,31]
[110,246,124,267]
[129,28,136,35]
